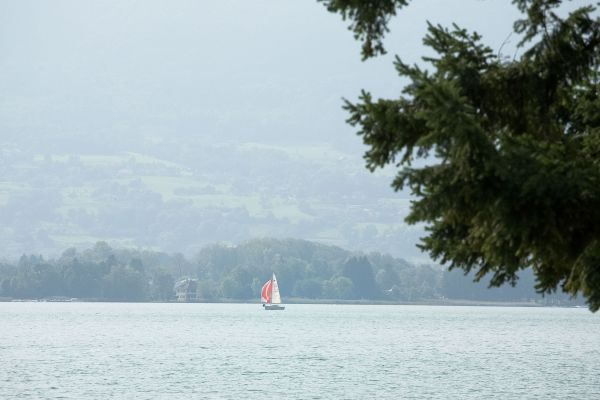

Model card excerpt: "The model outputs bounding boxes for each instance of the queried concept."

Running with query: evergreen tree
[321,0,600,310]
[342,256,380,299]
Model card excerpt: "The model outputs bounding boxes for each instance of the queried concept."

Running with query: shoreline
[1,297,583,308]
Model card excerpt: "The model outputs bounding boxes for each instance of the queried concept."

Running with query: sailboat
[261,273,285,310]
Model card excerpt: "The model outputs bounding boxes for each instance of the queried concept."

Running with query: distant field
[0,147,417,259]
[0,182,32,207]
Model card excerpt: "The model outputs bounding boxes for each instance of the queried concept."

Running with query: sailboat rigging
[261,273,285,310]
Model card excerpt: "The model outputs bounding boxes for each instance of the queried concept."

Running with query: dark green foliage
[0,239,582,304]
[62,258,105,298]
[103,265,146,301]
[323,0,600,310]
[293,278,323,298]
[0,243,180,301]
[220,267,253,299]
[194,238,351,300]
[10,256,63,298]
[151,269,175,301]
[318,0,410,59]
[197,280,217,300]
[323,276,355,299]
[442,268,537,301]
[342,256,380,299]
[129,258,144,273]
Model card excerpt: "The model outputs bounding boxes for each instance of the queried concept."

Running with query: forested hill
[0,144,422,263]
[0,238,579,305]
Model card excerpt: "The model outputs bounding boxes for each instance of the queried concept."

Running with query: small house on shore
[174,278,198,302]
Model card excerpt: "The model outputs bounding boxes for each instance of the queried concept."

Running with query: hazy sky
[0,0,523,150]
[0,1,538,260]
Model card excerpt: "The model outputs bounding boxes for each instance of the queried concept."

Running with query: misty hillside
[0,140,423,260]
[0,1,523,261]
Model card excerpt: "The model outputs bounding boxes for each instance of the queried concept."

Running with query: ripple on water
[0,303,598,399]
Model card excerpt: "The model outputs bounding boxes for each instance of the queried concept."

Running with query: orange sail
[261,279,272,303]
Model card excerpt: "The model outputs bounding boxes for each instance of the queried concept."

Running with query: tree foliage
[0,239,581,305]
[319,0,410,59]
[322,0,600,310]
[342,256,380,299]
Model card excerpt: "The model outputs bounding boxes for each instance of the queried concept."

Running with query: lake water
[1,303,598,399]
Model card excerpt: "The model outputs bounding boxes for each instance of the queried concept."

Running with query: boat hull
[263,304,285,310]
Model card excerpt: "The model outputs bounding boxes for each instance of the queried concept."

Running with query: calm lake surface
[1,303,598,399]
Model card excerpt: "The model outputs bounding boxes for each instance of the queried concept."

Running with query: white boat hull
[263,304,285,310]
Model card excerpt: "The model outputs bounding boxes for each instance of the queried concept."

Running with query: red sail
[261,279,272,303]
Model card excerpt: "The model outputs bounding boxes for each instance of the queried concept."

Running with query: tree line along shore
[0,238,580,306]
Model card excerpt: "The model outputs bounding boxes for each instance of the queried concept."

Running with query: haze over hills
[0,1,522,261]
[0,139,425,260]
